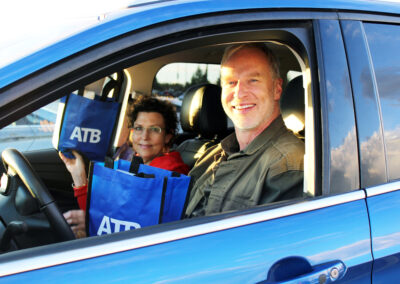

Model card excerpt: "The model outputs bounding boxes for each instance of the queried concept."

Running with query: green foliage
[190,66,208,85]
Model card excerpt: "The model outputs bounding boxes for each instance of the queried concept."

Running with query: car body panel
[1,192,372,283]
[366,182,400,282]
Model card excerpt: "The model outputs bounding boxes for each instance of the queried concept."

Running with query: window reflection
[365,23,400,181]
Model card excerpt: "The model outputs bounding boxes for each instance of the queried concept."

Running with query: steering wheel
[1,148,75,242]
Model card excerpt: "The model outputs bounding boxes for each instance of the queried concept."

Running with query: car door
[0,194,371,283]
[0,8,373,283]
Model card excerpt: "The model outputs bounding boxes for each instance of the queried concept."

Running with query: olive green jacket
[185,116,304,217]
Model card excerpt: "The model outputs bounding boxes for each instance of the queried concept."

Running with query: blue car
[0,0,400,283]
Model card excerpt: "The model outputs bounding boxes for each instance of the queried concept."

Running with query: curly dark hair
[128,95,178,139]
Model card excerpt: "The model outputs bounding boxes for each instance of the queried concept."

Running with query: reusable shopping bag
[86,157,192,236]
[52,75,123,161]
[116,158,192,223]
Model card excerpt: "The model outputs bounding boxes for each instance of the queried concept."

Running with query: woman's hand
[59,150,87,187]
[63,209,86,238]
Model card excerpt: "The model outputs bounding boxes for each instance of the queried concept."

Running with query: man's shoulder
[274,129,304,151]
[188,142,222,178]
[273,128,304,152]
[270,129,304,170]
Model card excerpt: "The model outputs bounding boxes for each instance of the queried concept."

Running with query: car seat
[176,84,228,169]
[280,75,305,139]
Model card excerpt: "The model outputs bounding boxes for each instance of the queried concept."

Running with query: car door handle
[258,257,347,284]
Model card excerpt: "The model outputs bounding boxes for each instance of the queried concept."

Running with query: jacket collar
[221,115,286,157]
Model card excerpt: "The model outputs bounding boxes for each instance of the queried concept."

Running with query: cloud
[375,66,400,104]
[330,123,400,189]
[330,128,359,192]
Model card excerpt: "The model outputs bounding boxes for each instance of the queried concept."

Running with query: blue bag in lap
[86,157,191,236]
[54,93,120,161]
[87,161,166,236]
[117,159,192,223]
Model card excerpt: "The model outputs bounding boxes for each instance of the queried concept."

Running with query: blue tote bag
[87,161,166,236]
[117,159,192,223]
[54,93,120,161]
[86,157,191,236]
[53,73,124,161]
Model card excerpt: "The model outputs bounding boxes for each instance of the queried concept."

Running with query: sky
[0,0,133,67]
[0,0,221,85]
[0,0,220,89]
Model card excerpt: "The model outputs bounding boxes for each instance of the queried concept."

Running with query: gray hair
[221,43,281,79]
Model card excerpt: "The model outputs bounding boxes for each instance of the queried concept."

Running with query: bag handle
[74,71,123,101]
[77,88,85,97]
[104,156,114,169]
[105,156,155,177]
[129,156,144,174]
[136,172,155,178]
[129,156,157,178]
[100,71,124,102]
[85,161,95,237]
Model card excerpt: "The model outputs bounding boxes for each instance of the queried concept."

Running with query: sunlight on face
[220,47,282,133]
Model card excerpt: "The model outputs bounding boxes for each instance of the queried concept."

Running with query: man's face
[220,47,282,133]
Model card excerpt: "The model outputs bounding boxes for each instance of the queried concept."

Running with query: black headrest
[180,84,227,138]
[280,75,305,134]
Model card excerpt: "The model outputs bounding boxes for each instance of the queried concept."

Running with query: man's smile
[233,104,255,110]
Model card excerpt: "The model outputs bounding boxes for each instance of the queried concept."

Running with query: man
[185,43,304,217]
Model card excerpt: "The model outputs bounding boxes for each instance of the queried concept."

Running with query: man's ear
[274,78,283,101]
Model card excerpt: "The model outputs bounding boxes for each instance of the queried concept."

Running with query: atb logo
[97,215,141,235]
[70,126,101,143]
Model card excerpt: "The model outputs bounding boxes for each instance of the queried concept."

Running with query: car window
[364,23,400,181]
[152,62,222,131]
[0,101,58,153]
[153,62,221,95]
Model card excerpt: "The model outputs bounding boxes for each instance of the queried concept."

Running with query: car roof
[0,0,399,90]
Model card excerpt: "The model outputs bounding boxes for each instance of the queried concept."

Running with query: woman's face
[130,112,172,164]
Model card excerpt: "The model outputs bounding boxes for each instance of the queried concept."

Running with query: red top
[149,151,189,175]
[74,151,189,211]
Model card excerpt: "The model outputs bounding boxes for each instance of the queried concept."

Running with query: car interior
[0,40,311,253]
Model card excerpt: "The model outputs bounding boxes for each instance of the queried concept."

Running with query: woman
[125,96,189,173]
[60,96,189,237]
